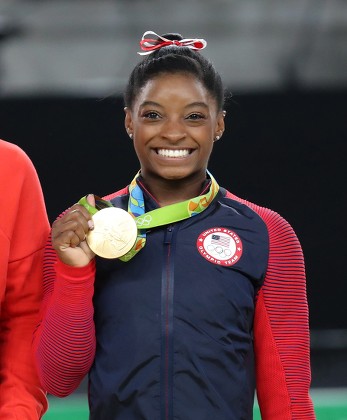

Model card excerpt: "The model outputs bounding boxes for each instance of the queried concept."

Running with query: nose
[161,117,186,142]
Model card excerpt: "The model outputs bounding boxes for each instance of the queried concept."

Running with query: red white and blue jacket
[33,177,315,419]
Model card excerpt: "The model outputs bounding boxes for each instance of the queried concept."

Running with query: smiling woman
[33,30,316,419]
[124,72,224,205]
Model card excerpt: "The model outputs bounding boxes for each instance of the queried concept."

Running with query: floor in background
[43,388,347,419]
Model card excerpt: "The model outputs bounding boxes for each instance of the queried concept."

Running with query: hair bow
[138,30,207,56]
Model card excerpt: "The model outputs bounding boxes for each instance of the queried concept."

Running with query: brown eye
[143,111,161,119]
[187,113,204,121]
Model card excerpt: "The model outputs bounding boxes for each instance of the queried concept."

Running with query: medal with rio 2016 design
[87,207,138,259]
[78,196,137,259]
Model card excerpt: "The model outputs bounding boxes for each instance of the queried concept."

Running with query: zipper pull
[164,225,173,244]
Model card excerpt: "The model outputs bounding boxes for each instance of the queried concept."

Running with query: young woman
[33,31,315,419]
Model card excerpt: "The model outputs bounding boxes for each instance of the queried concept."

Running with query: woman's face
[125,72,225,183]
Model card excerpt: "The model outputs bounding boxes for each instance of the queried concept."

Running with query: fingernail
[88,220,94,230]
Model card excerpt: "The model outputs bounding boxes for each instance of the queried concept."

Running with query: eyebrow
[139,101,209,110]
[139,101,162,109]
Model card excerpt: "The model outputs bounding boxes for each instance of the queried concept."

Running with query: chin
[158,167,190,178]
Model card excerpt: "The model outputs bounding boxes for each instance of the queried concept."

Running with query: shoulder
[0,139,36,176]
[0,139,45,216]
[223,189,300,246]
[103,187,129,210]
[0,139,29,160]
[224,189,290,226]
[103,187,129,202]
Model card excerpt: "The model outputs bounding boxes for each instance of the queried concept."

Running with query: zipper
[161,224,175,420]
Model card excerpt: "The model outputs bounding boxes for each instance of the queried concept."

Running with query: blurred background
[0,0,346,418]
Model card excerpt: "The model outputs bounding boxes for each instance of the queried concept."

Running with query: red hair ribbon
[138,30,207,56]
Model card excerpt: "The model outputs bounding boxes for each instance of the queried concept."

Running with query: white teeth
[157,149,190,158]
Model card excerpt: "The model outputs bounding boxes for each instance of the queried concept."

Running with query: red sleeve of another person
[0,140,49,418]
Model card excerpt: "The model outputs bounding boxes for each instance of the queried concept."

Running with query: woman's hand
[52,194,96,267]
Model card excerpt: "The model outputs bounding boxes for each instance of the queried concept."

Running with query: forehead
[136,72,214,106]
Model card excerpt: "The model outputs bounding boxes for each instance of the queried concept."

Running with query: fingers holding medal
[52,203,95,267]
[77,194,138,259]
[52,194,138,265]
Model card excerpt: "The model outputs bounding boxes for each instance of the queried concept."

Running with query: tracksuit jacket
[0,139,49,418]
[33,175,315,419]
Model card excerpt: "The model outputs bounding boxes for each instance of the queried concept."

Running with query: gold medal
[86,207,137,259]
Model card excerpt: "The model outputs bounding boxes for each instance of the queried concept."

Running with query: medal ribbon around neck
[120,170,219,261]
[78,171,219,261]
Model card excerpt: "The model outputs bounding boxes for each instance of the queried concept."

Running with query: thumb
[86,193,96,207]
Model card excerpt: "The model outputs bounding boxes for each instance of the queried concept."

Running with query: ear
[124,107,134,137]
[214,109,226,141]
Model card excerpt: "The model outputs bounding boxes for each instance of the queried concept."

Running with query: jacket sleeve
[32,234,97,397]
[0,143,49,418]
[252,206,316,419]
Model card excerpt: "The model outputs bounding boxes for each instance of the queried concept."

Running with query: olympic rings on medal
[136,214,153,227]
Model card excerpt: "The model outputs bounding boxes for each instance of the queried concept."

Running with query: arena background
[0,1,346,418]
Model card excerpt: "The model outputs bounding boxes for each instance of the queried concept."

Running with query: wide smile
[156,148,192,158]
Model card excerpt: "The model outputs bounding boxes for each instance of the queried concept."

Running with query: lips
[156,149,191,158]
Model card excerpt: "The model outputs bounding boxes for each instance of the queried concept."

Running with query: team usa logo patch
[196,227,243,267]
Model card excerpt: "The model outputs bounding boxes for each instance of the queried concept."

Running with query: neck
[141,173,208,207]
